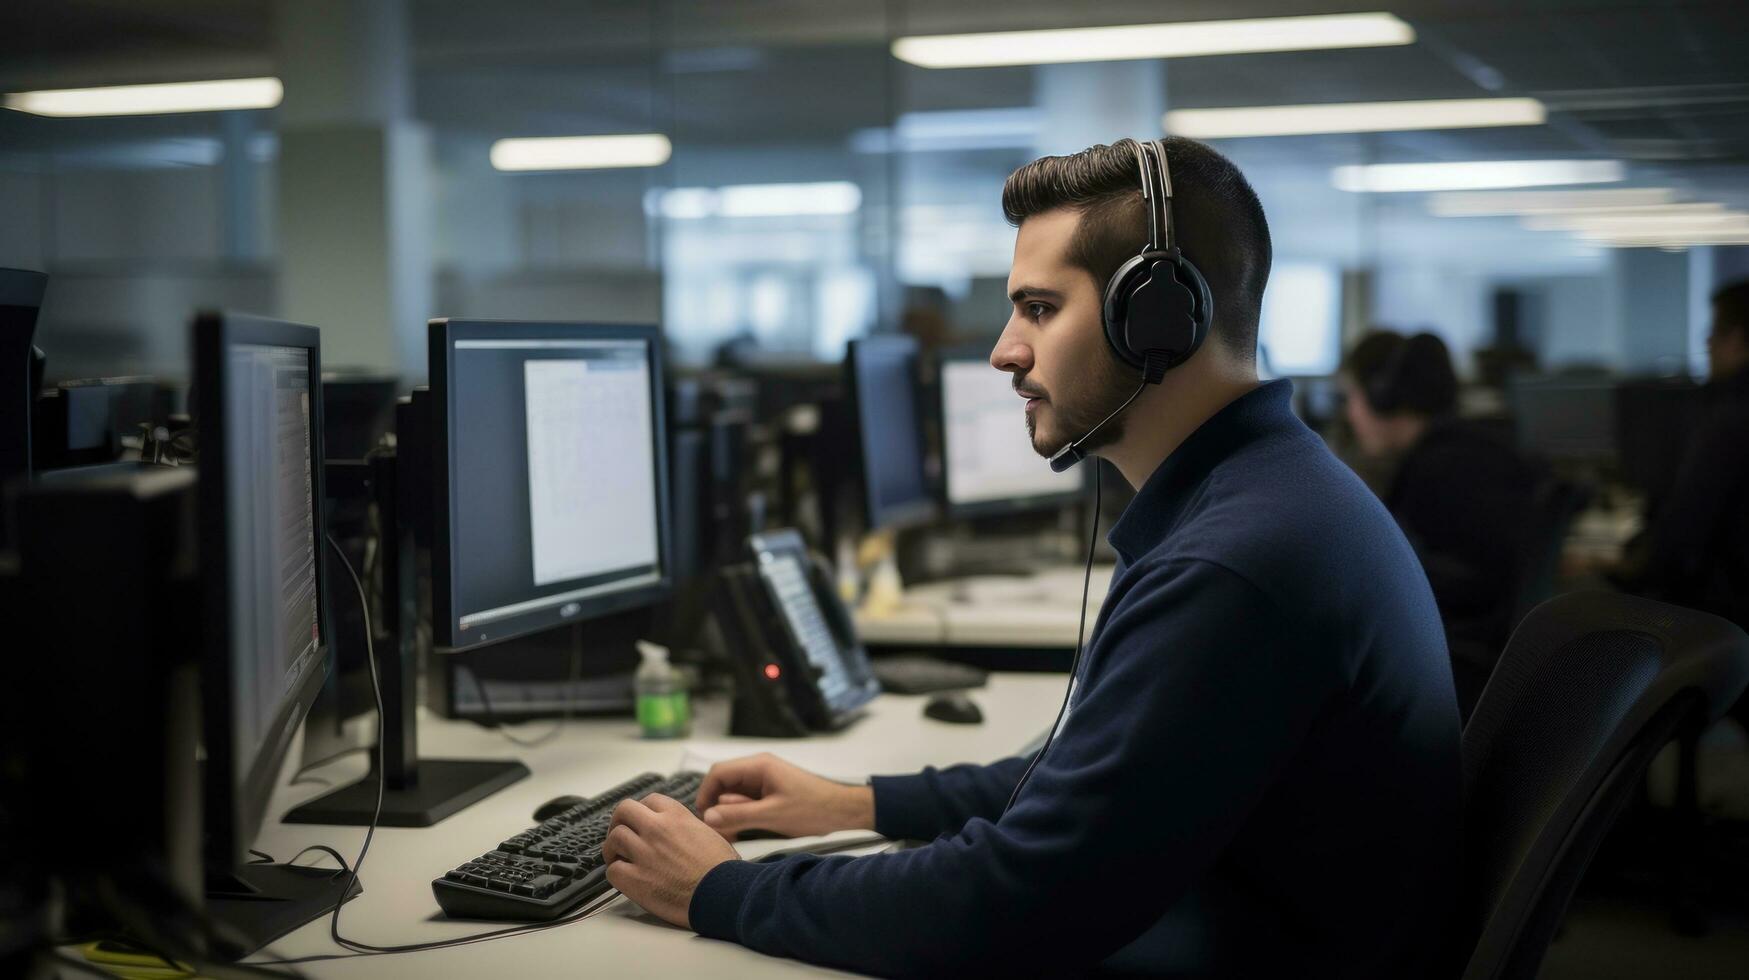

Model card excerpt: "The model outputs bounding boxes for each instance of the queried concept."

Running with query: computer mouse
[533,795,588,821]
[923,693,983,725]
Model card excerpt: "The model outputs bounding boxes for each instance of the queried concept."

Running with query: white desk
[236,674,1065,977]
[1563,501,1642,568]
[855,564,1114,650]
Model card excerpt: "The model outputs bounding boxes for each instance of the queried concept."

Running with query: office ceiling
[4,1,1749,177]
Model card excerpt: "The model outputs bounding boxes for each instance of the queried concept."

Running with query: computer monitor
[936,351,1083,517]
[429,319,673,651]
[844,335,936,531]
[193,311,352,952]
[1509,375,1617,462]
[321,373,400,461]
[194,312,331,866]
[33,376,164,471]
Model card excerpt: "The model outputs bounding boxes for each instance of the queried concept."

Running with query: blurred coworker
[598,138,1460,977]
[1613,279,1749,629]
[1342,330,1540,708]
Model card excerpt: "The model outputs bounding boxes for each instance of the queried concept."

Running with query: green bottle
[635,642,690,739]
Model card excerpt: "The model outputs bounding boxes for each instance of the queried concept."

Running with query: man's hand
[695,753,876,841]
[602,794,738,929]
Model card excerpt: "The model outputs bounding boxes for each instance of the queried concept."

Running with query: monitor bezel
[934,346,1086,520]
[193,310,332,874]
[428,318,675,653]
[844,334,938,533]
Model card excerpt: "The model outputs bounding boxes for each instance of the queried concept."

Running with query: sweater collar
[1106,379,1296,565]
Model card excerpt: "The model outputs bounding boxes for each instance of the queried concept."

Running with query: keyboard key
[528,875,565,898]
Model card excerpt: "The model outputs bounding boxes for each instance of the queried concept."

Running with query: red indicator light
[763,663,782,680]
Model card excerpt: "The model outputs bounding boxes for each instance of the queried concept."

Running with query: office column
[273,0,431,377]
[218,111,263,262]
[1032,61,1166,158]
[1610,247,1691,375]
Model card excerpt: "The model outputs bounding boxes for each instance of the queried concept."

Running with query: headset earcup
[1172,254,1213,366]
[1101,254,1150,370]
[1124,252,1205,368]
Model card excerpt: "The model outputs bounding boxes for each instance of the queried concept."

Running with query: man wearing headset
[601,138,1462,977]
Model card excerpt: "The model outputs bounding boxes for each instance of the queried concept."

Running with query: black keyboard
[432,770,704,921]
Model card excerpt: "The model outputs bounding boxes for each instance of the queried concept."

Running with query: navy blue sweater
[691,381,1462,977]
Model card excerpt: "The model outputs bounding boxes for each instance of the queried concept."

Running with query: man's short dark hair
[1001,137,1272,361]
[1713,278,1749,340]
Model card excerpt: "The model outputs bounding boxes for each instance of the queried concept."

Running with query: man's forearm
[870,756,1030,841]
[831,782,876,832]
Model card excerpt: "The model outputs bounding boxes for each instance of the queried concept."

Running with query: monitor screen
[846,336,934,531]
[939,357,1082,514]
[1510,376,1617,460]
[194,312,330,871]
[432,321,671,650]
[225,343,324,783]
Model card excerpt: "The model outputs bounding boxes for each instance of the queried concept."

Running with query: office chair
[1453,591,1749,980]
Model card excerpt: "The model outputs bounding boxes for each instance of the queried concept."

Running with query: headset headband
[1133,139,1175,253]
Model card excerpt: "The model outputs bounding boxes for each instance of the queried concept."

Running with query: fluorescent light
[1590,223,1749,247]
[1332,159,1624,193]
[892,12,1414,69]
[1519,205,1733,232]
[3,77,282,117]
[1165,97,1543,139]
[1528,211,1749,235]
[1509,207,1749,247]
[490,134,671,172]
[1598,232,1749,248]
[645,181,862,219]
[719,182,861,217]
[1427,188,1677,216]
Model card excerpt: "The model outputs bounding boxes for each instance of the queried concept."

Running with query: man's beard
[1022,352,1137,459]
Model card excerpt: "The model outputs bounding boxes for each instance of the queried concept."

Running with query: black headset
[1102,139,1213,384]
[1046,139,1215,474]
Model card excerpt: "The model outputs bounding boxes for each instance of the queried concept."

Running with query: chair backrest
[1456,591,1749,980]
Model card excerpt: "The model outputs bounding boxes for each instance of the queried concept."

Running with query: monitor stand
[284,447,528,827]
[282,758,528,827]
[204,864,362,959]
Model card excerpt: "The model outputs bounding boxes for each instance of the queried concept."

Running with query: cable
[469,657,569,748]
[250,892,623,966]
[294,534,620,962]
[1003,462,1103,813]
[319,532,385,957]
[288,746,371,787]
[283,846,350,873]
[468,617,585,748]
